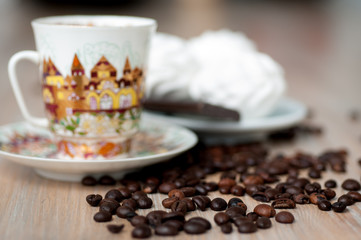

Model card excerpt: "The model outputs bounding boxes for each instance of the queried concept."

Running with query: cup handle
[8,51,48,128]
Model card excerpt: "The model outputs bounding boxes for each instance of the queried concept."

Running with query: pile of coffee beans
[84,143,361,237]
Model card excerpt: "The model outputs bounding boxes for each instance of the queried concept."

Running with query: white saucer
[0,116,198,182]
[144,98,307,135]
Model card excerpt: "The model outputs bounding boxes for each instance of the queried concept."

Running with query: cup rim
[31,15,157,29]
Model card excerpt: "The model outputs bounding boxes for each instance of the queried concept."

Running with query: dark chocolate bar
[143,99,240,121]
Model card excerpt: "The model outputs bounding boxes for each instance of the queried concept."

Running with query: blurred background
[1,0,361,125]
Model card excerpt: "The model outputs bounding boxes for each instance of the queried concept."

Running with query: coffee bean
[219,186,231,194]
[168,189,185,199]
[94,211,112,222]
[304,183,320,195]
[116,206,136,219]
[180,187,196,197]
[81,176,97,186]
[227,197,244,208]
[192,196,210,211]
[317,200,331,211]
[204,182,218,192]
[107,224,124,234]
[98,175,116,185]
[143,183,158,194]
[214,212,230,225]
[181,198,196,211]
[171,200,187,214]
[161,212,184,223]
[195,184,208,195]
[341,179,361,191]
[272,198,296,209]
[118,187,132,199]
[187,217,211,230]
[347,191,361,202]
[252,192,270,202]
[220,223,233,234]
[324,179,337,188]
[132,191,147,201]
[218,178,236,188]
[226,206,246,218]
[86,194,102,207]
[308,168,321,179]
[127,181,141,193]
[246,212,259,222]
[137,196,153,209]
[158,182,177,194]
[132,224,152,238]
[265,188,280,200]
[146,211,167,227]
[105,189,123,202]
[163,220,184,231]
[285,186,303,195]
[254,204,276,218]
[99,202,118,215]
[275,211,294,224]
[131,216,148,226]
[174,178,186,188]
[243,175,264,186]
[309,193,326,204]
[256,217,272,229]
[162,197,179,209]
[238,221,257,233]
[332,202,347,213]
[233,216,252,227]
[184,222,207,234]
[338,194,354,206]
[230,185,245,196]
[210,198,227,211]
[293,178,310,189]
[122,198,138,210]
[155,224,178,236]
[293,194,309,204]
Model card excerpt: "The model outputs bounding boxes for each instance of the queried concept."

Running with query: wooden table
[0,1,361,239]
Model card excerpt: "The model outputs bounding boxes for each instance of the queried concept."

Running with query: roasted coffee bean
[186,178,201,187]
[98,175,116,185]
[105,189,123,202]
[162,212,185,223]
[254,204,276,218]
[146,211,167,227]
[158,182,177,194]
[155,224,178,236]
[246,212,259,222]
[171,200,187,214]
[86,194,102,207]
[286,176,298,184]
[324,179,337,188]
[272,198,295,209]
[228,197,244,208]
[116,206,136,219]
[275,211,294,224]
[293,178,310,189]
[81,176,97,186]
[146,176,160,186]
[162,197,179,209]
[341,179,361,191]
[338,194,354,206]
[347,191,361,202]
[285,186,303,195]
[181,198,196,211]
[195,184,208,195]
[218,178,236,188]
[204,182,218,192]
[118,187,132,199]
[214,212,230,225]
[265,188,280,200]
[309,193,326,204]
[317,200,331,211]
[243,175,264,186]
[168,189,185,199]
[233,216,252,227]
[320,189,336,200]
[132,224,152,238]
[99,202,118,215]
[163,220,184,231]
[187,217,211,230]
[143,183,158,194]
[293,194,309,204]
[183,222,206,234]
[256,217,272,229]
[180,187,196,197]
[275,192,292,199]
[308,168,321,179]
[210,198,227,211]
[238,221,257,233]
[131,216,148,226]
[230,185,245,196]
[174,178,186,188]
[304,183,320,195]
[93,211,112,222]
[192,196,210,211]
[122,199,138,210]
[132,191,147,201]
[332,202,347,213]
[226,206,246,218]
[219,186,231,194]
[107,224,124,234]
[220,222,233,234]
[252,192,270,202]
[127,181,141,193]
[137,196,153,209]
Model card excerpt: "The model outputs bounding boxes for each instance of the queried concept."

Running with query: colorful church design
[42,54,144,122]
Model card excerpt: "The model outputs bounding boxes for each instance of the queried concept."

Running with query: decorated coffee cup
[8,15,157,159]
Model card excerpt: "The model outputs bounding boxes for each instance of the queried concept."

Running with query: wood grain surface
[1,1,361,239]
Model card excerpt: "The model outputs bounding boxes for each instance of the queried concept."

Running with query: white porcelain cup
[8,15,157,159]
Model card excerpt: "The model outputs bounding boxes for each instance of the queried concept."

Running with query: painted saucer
[0,116,198,182]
